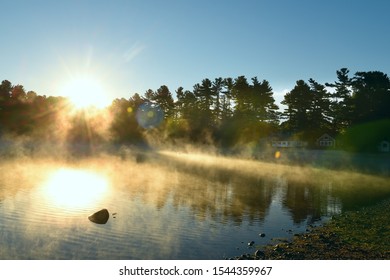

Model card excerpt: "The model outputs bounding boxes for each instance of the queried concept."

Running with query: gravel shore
[233,199,390,260]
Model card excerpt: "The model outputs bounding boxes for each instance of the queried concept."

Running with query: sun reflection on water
[42,168,109,210]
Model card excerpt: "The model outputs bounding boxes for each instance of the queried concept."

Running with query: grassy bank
[237,198,390,260]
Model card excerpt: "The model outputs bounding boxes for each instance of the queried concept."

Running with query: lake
[1,150,390,259]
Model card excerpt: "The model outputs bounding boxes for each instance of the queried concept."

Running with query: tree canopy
[1,68,389,154]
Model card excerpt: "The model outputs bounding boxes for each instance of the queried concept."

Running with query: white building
[378,140,389,152]
[316,134,335,147]
[271,140,307,148]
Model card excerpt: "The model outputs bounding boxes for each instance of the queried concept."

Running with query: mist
[1,75,390,260]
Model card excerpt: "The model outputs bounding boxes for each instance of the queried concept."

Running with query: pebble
[254,250,265,258]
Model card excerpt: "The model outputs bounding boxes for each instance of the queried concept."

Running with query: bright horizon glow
[59,75,111,109]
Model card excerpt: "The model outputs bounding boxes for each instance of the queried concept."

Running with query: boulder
[88,208,109,224]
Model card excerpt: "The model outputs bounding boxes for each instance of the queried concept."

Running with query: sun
[59,75,111,109]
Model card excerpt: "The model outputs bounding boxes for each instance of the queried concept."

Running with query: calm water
[1,151,390,259]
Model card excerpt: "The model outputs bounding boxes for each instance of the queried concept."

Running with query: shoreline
[232,198,390,260]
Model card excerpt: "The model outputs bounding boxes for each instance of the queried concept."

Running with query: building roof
[317,133,335,141]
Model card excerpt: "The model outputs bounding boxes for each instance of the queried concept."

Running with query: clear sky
[1,0,389,106]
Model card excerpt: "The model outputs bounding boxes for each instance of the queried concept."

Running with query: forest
[1,68,390,156]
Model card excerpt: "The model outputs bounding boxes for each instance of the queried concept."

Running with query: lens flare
[136,102,164,129]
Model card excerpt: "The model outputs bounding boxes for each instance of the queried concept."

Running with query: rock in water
[88,208,109,224]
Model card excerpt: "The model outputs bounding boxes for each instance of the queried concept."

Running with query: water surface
[1,152,389,259]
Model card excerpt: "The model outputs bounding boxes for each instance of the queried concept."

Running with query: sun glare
[59,76,111,109]
[42,168,109,210]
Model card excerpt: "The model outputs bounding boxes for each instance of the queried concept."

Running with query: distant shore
[0,138,389,177]
[254,148,390,177]
[233,198,390,260]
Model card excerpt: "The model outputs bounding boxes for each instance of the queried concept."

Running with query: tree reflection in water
[1,152,390,259]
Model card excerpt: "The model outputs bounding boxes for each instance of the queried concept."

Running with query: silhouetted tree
[173,87,199,139]
[221,77,234,120]
[211,77,224,122]
[307,78,332,133]
[193,79,214,120]
[145,85,175,119]
[109,97,145,144]
[281,80,312,133]
[26,91,38,103]
[231,75,251,119]
[326,68,353,133]
[2,68,389,152]
[11,85,26,102]
[0,80,12,102]
[350,71,390,124]
[251,77,279,124]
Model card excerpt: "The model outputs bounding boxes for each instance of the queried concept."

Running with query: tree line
[1,68,389,153]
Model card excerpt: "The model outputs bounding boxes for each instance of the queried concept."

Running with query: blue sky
[1,0,389,106]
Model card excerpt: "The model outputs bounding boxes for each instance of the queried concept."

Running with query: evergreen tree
[325,68,353,133]
[0,80,12,102]
[231,75,252,119]
[307,78,332,133]
[281,80,312,133]
[145,85,174,119]
[109,97,145,144]
[351,71,390,123]
[220,77,234,120]
[211,77,224,122]
[251,77,279,124]
[193,78,214,122]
